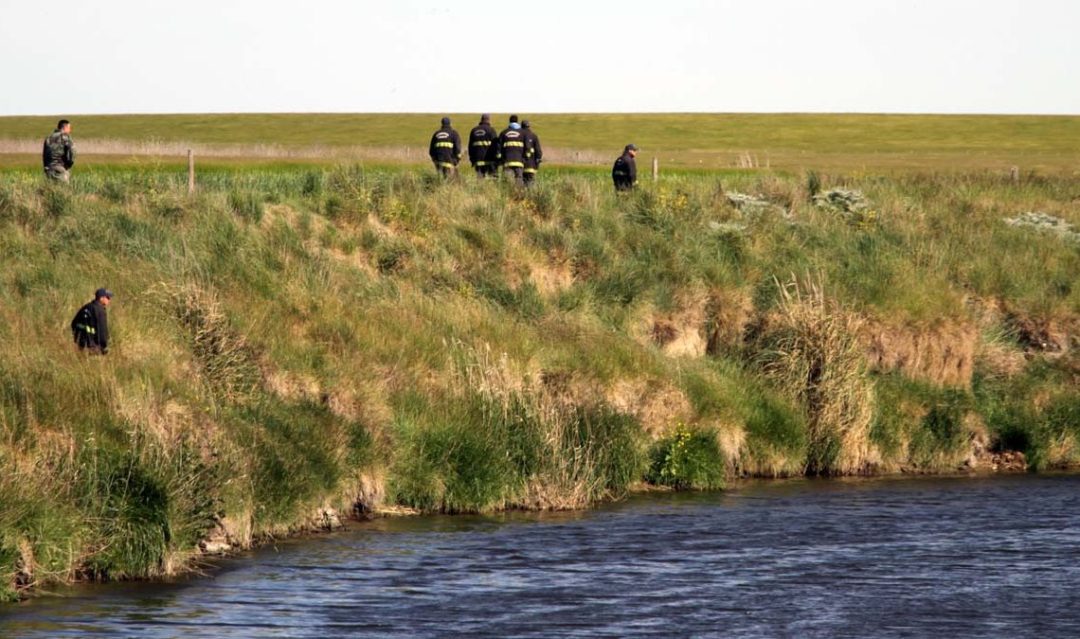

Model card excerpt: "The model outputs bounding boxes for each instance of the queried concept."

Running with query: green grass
[2,113,1079,172]
[1,161,1079,598]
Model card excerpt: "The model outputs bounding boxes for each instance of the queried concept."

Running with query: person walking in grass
[71,288,113,355]
[612,143,639,192]
[495,115,527,186]
[429,117,462,179]
[43,119,76,182]
[468,114,499,178]
[521,119,543,187]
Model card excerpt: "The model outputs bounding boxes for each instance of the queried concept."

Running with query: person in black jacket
[521,119,543,186]
[612,143,639,192]
[429,117,462,179]
[71,288,113,354]
[495,115,526,186]
[468,114,498,178]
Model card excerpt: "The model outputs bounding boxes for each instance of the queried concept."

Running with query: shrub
[647,423,726,490]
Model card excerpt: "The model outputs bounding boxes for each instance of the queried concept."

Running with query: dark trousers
[473,163,497,178]
[503,166,524,186]
[435,163,457,179]
[523,169,537,186]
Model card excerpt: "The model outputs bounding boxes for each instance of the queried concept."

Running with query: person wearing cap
[495,115,526,186]
[428,116,462,179]
[612,144,639,192]
[71,288,113,354]
[468,114,499,178]
[43,119,76,182]
[521,119,543,187]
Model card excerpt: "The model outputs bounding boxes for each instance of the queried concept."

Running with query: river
[2,474,1079,638]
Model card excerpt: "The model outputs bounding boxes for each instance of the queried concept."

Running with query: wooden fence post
[652,157,659,182]
[187,149,195,195]
[1010,166,1019,183]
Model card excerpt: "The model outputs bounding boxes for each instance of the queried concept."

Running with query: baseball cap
[96,288,114,300]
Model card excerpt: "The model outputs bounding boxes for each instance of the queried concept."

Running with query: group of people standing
[43,116,639,191]
[430,114,640,191]
[429,114,543,186]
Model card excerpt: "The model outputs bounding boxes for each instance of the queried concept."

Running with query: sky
[1,0,1077,115]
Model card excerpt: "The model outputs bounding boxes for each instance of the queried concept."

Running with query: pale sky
[1,0,1077,115]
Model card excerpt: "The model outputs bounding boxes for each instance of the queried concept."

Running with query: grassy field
[2,113,1079,172]
[1,118,1079,599]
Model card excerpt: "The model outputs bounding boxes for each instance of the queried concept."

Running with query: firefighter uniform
[71,288,112,354]
[612,144,639,192]
[429,117,462,178]
[521,120,543,186]
[496,116,526,186]
[468,114,499,178]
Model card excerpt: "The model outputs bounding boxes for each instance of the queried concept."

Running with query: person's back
[496,116,527,185]
[71,288,112,354]
[43,119,76,182]
[429,117,462,178]
[521,120,543,186]
[612,144,639,192]
[468,115,499,177]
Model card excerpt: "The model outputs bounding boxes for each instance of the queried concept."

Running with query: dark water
[3,474,1079,638]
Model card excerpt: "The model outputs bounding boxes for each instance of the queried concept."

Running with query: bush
[647,424,725,490]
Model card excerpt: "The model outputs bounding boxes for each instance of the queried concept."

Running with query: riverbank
[1,165,1078,600]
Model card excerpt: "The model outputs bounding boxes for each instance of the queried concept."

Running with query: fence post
[652,157,659,182]
[1010,166,1019,183]
[187,149,195,195]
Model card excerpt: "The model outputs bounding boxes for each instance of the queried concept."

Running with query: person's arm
[452,131,462,164]
[429,133,438,161]
[43,138,50,168]
[534,136,543,164]
[629,157,637,184]
[64,135,76,169]
[95,304,109,353]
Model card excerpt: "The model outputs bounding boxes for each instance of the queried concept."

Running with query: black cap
[509,114,519,123]
[441,116,451,126]
[522,120,531,128]
[95,288,114,300]
[625,143,639,151]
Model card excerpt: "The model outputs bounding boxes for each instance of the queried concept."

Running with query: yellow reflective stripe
[504,162,524,168]
[76,324,96,335]
[523,168,538,174]
[434,142,454,148]
[503,141,525,147]
[470,140,492,146]
[437,162,455,168]
[475,161,489,166]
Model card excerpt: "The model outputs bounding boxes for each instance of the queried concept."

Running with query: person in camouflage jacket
[43,119,76,181]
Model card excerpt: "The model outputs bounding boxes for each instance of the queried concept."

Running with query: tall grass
[1,163,1078,598]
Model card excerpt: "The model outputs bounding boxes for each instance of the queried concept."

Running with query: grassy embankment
[2,112,1079,172]
[0,115,1078,600]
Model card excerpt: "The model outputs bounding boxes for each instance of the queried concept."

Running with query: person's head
[95,288,113,306]
[57,119,71,133]
[441,116,451,127]
[480,113,491,124]
[522,120,531,129]
[625,143,639,157]
[509,114,519,124]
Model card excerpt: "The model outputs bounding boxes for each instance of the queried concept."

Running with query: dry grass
[757,277,879,475]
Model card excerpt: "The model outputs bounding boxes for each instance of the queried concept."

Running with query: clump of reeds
[755,277,878,475]
[159,282,260,404]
